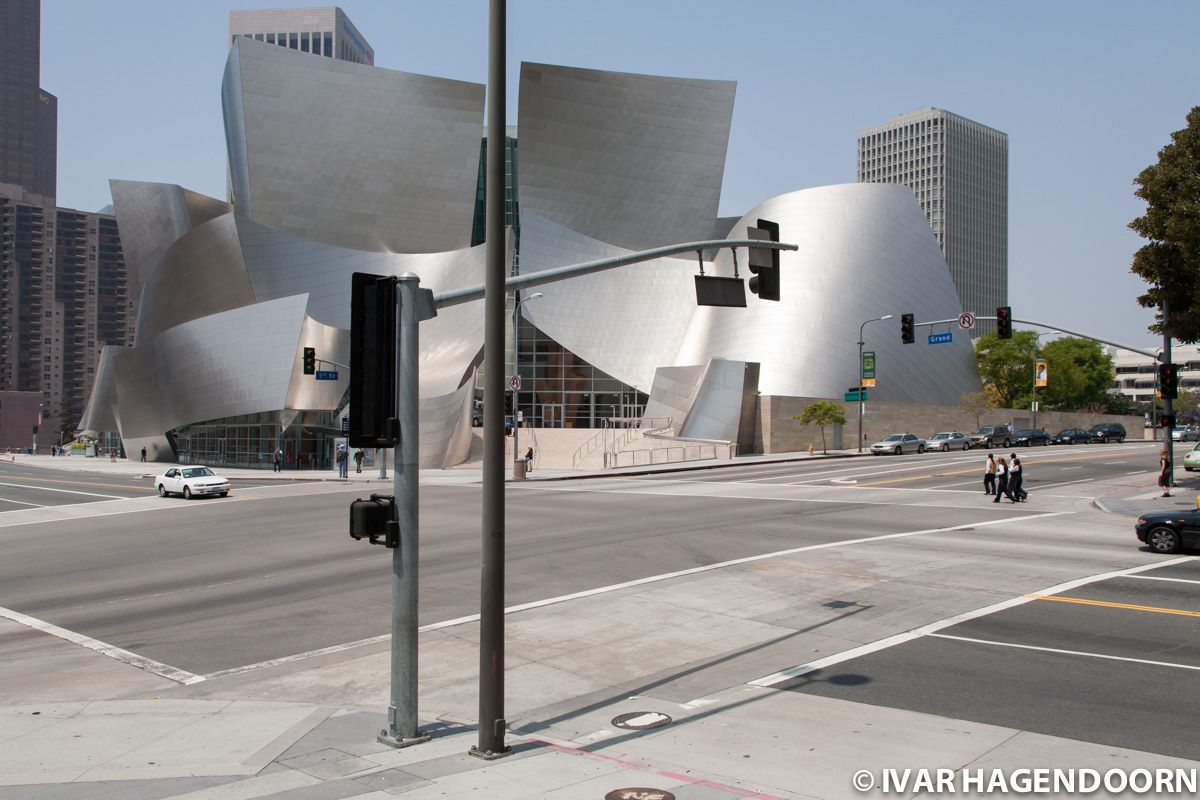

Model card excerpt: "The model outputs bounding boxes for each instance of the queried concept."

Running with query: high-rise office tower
[0,0,57,199]
[229,7,374,64]
[0,0,130,439]
[857,108,1007,336]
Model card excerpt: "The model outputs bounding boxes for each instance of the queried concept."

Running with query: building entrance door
[541,404,563,428]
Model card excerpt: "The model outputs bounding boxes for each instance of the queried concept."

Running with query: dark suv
[968,426,1011,449]
[1089,423,1126,443]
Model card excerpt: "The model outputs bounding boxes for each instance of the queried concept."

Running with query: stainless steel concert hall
[80,42,980,468]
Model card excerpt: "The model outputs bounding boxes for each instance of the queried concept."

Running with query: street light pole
[1029,330,1059,430]
[512,291,542,479]
[857,315,892,453]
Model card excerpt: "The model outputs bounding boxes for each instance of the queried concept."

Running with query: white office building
[1110,345,1200,405]
[857,108,1008,336]
[229,7,373,64]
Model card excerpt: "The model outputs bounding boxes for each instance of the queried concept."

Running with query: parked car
[1183,443,1200,472]
[870,433,926,455]
[1088,423,1127,443]
[1051,427,1091,445]
[155,465,230,499]
[1135,510,1200,554]
[925,431,971,452]
[1171,425,1200,442]
[1010,428,1050,446]
[968,426,1011,449]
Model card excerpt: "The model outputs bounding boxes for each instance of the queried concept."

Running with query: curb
[523,450,870,482]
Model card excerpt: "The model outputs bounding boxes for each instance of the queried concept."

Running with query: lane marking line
[0,605,205,685]
[0,474,152,492]
[0,481,126,500]
[0,497,45,508]
[1024,594,1200,618]
[1125,574,1200,586]
[927,633,1200,672]
[1126,470,1149,476]
[204,511,1071,680]
[746,555,1195,687]
[1028,477,1094,491]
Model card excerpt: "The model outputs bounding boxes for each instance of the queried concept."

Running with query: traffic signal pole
[1163,300,1174,486]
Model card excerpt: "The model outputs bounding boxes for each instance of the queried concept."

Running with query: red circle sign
[958,312,976,330]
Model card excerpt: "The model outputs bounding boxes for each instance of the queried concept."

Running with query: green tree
[1129,106,1200,342]
[55,396,77,446]
[957,391,995,430]
[1037,338,1115,411]
[974,331,1038,409]
[794,400,846,454]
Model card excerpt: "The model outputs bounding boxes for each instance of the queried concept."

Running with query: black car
[1089,423,1126,443]
[1051,427,1091,445]
[1010,428,1049,446]
[1135,510,1200,553]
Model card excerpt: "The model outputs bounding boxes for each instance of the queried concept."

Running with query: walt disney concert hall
[80,39,980,468]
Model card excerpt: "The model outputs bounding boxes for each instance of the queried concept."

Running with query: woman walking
[1009,454,1026,502]
[993,457,1010,503]
[984,453,996,495]
[1159,449,1172,497]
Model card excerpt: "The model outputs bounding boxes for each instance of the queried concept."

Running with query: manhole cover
[610,711,672,731]
[605,790,675,800]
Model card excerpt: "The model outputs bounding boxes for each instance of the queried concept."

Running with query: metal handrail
[570,416,672,469]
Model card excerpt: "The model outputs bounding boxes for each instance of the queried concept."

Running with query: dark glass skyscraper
[0,0,56,199]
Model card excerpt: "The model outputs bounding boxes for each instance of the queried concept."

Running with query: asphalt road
[2,446,1196,762]
[0,460,285,511]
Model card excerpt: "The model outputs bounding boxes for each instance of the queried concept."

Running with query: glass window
[324,33,333,56]
[266,33,275,44]
[289,32,298,49]
[301,32,309,51]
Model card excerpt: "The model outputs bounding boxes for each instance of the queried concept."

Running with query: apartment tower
[857,108,1007,336]
[229,7,374,64]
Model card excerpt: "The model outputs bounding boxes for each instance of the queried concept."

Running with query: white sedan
[156,465,231,499]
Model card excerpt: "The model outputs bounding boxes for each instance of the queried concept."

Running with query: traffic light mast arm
[432,238,798,310]
[314,357,350,371]
[911,315,1161,361]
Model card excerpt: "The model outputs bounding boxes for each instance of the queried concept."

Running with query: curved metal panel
[675,183,981,403]
[109,180,230,300]
[222,38,484,254]
[111,295,308,439]
[417,375,474,469]
[235,217,492,398]
[134,213,256,344]
[517,211,696,391]
[77,345,120,435]
[286,316,350,411]
[517,62,736,252]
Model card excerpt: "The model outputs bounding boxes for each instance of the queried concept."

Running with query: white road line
[746,555,1196,687]
[0,497,44,508]
[1060,466,1083,471]
[0,480,125,500]
[1125,470,1148,476]
[0,605,204,685]
[927,633,1200,673]
[1030,477,1094,491]
[1125,574,1200,586]
[204,510,1071,680]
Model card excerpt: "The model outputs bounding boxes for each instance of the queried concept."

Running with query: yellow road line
[1025,594,1200,618]
[0,475,149,492]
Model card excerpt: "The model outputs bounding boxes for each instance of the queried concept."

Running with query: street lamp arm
[433,238,798,309]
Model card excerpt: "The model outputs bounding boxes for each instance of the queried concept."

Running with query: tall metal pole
[379,275,428,748]
[857,330,865,453]
[474,0,510,760]
[1163,300,1174,486]
[512,292,521,478]
[1031,338,1038,430]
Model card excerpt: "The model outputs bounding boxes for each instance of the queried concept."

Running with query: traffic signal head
[1159,362,1179,400]
[349,273,398,448]
[302,347,316,375]
[349,493,399,548]
[900,313,915,344]
[747,219,781,301]
[996,306,1012,339]
[1161,413,1176,429]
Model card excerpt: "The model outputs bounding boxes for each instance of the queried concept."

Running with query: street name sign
[928,332,953,345]
[845,389,868,402]
[316,370,339,380]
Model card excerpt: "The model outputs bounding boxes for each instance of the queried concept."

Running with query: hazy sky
[39,0,1198,349]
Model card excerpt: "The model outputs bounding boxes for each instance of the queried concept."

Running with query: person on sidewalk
[1159,448,1172,497]
[353,448,364,474]
[1009,454,1027,502]
[336,446,348,478]
[984,453,996,495]
[140,446,147,462]
[524,447,534,473]
[273,448,282,472]
[993,457,1010,503]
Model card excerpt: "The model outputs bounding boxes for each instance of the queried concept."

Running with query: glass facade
[511,317,647,428]
[172,410,341,470]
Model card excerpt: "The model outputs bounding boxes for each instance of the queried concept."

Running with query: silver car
[925,431,972,452]
[1171,425,1200,442]
[870,433,926,455]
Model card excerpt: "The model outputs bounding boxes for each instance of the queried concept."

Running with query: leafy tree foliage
[975,333,1117,412]
[974,331,1038,409]
[1038,338,1115,411]
[1130,106,1200,341]
[795,400,846,454]
[55,396,77,446]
